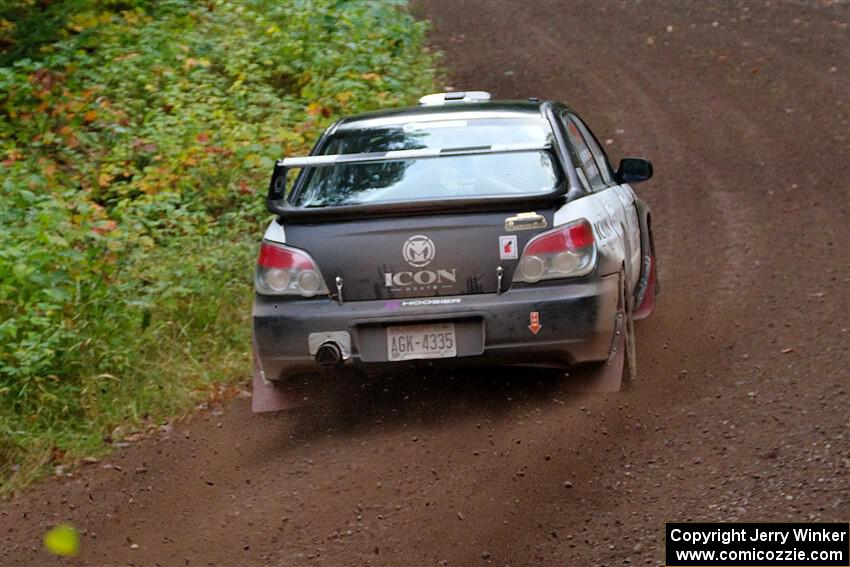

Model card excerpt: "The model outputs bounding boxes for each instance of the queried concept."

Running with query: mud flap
[561,331,625,392]
[633,254,657,321]
[252,344,301,413]
[560,271,632,392]
[622,268,637,382]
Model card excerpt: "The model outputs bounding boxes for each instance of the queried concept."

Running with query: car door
[566,113,642,291]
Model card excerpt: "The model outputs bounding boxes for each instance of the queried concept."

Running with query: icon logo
[403,235,435,267]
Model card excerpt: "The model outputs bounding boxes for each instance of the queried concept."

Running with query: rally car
[252,91,658,411]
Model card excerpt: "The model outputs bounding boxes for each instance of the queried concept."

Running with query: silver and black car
[252,92,658,411]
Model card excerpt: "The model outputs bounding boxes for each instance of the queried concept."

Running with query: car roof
[332,100,553,132]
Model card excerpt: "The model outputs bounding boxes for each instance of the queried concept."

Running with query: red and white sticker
[499,235,518,260]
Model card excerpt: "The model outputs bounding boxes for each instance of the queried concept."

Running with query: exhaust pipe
[315,342,343,367]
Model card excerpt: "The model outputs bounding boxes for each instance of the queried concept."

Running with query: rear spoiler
[267,142,559,220]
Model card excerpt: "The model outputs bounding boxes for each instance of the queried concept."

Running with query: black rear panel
[283,209,555,301]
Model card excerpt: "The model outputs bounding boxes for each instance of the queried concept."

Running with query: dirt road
[2,1,848,565]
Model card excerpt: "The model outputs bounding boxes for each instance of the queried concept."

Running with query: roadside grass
[0,0,439,494]
[1,236,257,492]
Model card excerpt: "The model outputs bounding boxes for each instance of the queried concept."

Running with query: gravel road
[2,1,848,565]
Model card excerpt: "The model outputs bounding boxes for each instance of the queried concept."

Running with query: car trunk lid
[283,209,555,301]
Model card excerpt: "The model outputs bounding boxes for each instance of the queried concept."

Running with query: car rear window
[292,117,561,208]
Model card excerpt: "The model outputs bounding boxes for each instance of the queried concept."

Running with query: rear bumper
[253,273,619,381]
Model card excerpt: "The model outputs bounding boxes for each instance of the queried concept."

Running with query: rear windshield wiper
[276,142,551,169]
[267,142,558,220]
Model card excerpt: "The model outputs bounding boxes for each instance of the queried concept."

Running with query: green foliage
[0,0,438,491]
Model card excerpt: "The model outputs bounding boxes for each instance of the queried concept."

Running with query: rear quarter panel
[554,193,627,279]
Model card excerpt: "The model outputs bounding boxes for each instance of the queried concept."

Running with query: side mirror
[616,158,653,183]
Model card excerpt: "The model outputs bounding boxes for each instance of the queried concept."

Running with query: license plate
[386,323,457,361]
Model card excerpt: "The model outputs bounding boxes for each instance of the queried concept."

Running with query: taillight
[255,241,329,297]
[512,219,596,284]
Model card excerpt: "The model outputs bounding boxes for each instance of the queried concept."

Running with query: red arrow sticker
[528,311,542,334]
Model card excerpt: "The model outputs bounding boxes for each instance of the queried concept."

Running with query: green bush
[0,0,438,491]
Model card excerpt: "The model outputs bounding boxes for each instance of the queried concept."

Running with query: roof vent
[418,91,492,106]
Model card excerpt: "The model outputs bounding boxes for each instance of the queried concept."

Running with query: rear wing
[267,142,556,219]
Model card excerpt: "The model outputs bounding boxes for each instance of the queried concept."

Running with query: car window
[570,114,615,186]
[293,118,563,207]
[562,112,605,192]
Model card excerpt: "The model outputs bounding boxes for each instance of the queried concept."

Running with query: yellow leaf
[122,11,140,25]
[361,72,381,81]
[336,91,353,105]
[84,110,97,123]
[98,173,113,187]
[68,13,98,33]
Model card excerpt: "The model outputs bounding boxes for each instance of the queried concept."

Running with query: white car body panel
[554,184,641,293]
[263,221,286,244]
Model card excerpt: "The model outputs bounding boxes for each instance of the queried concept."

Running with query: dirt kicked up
[1,1,848,565]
